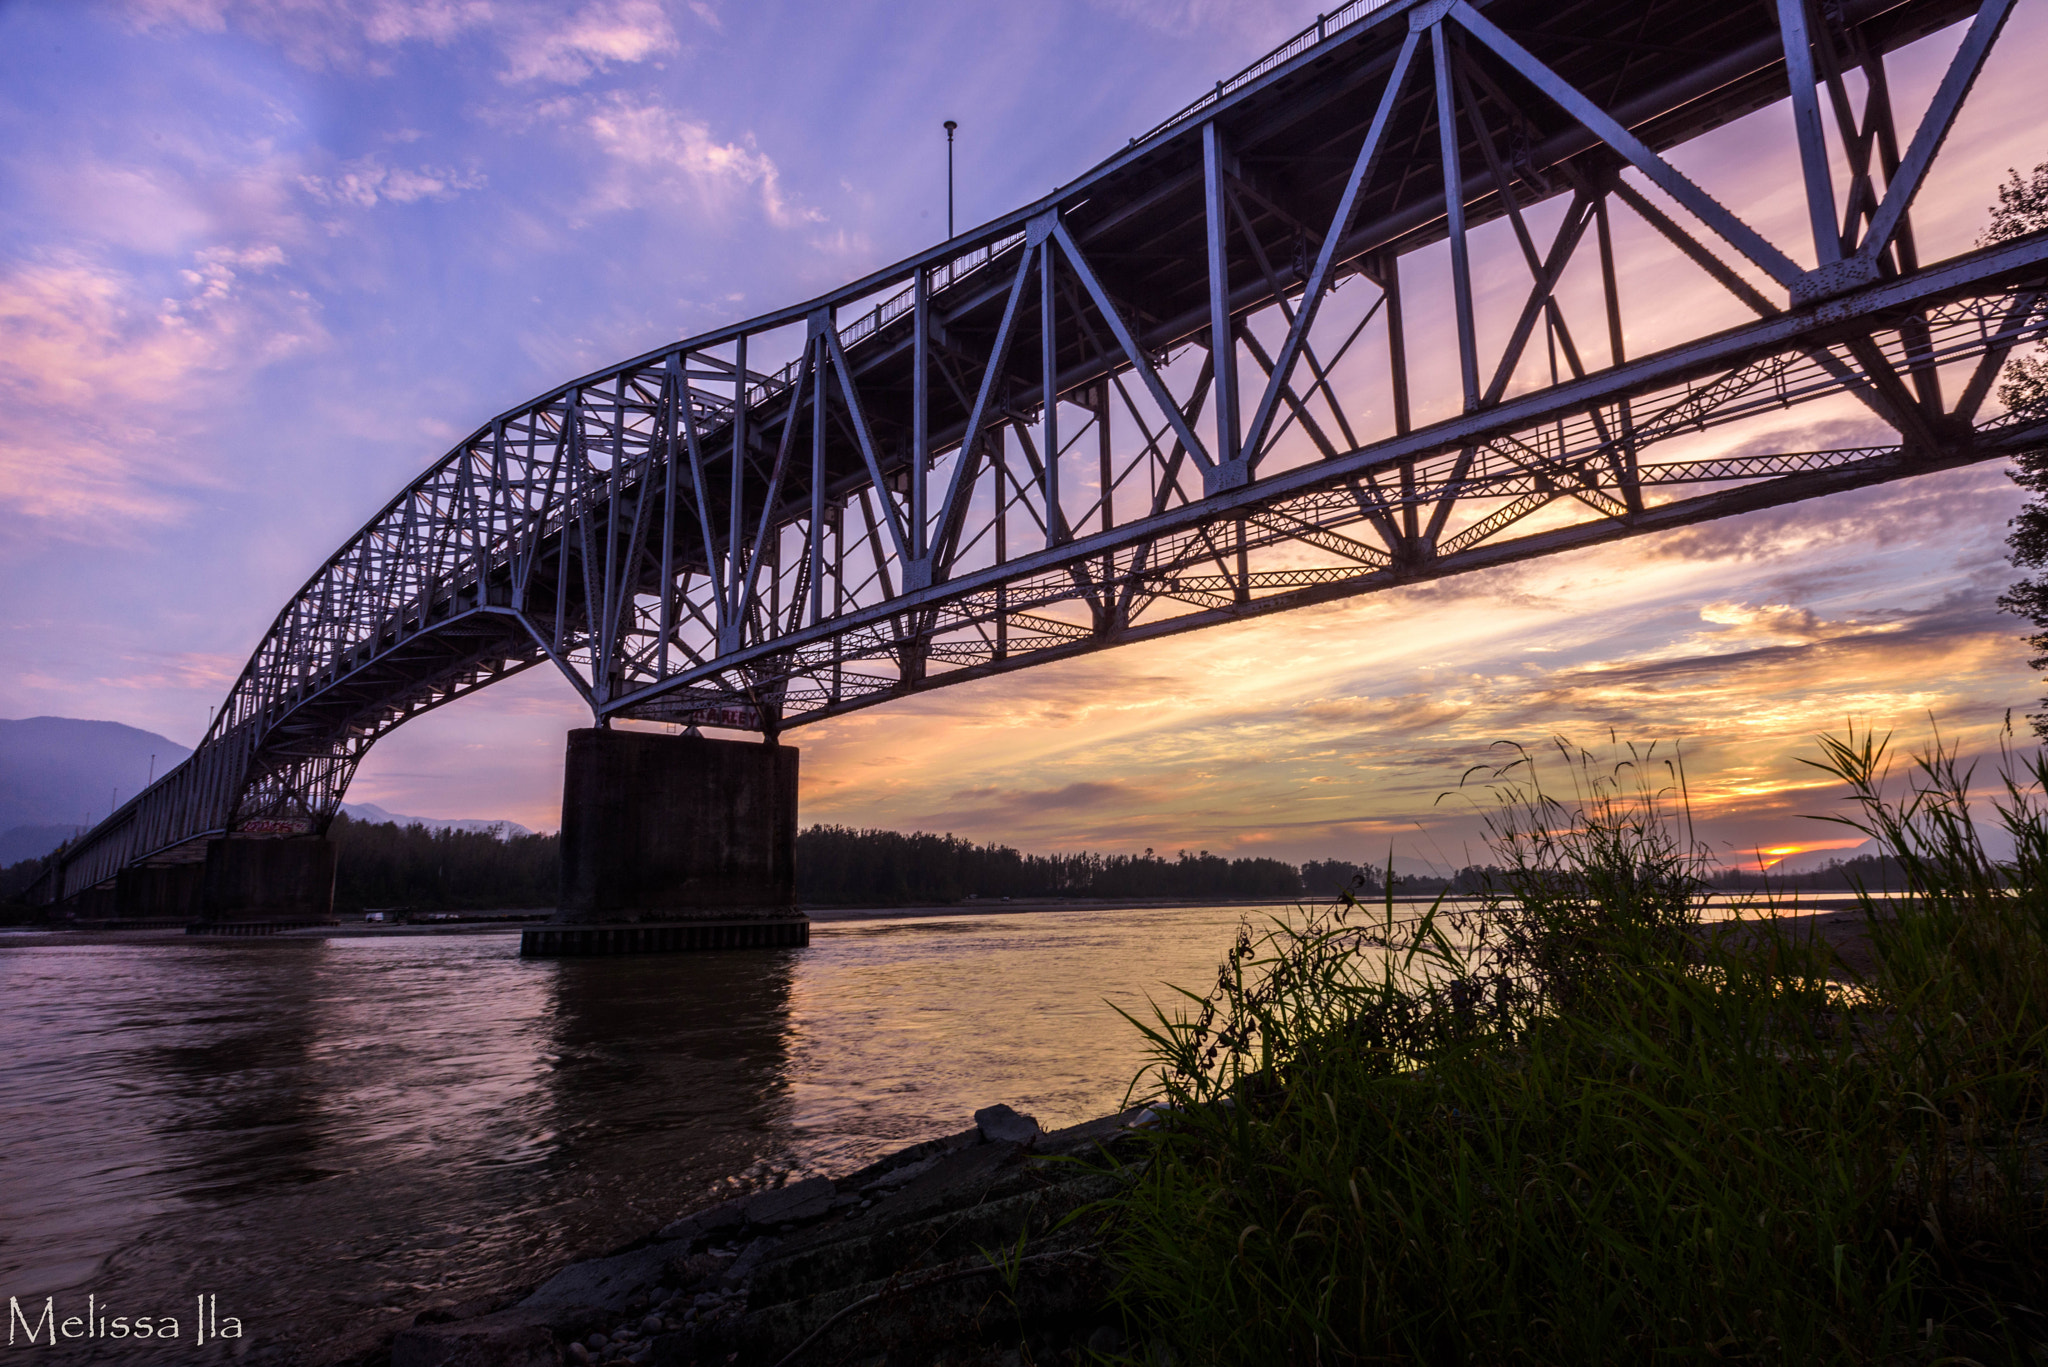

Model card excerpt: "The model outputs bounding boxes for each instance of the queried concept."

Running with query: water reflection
[528,950,804,1241]
[141,944,329,1200]
[0,905,1264,1364]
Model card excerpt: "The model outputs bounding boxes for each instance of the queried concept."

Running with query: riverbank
[366,898,1904,1367]
[0,888,1928,1364]
[2,892,1883,945]
[386,1104,1139,1367]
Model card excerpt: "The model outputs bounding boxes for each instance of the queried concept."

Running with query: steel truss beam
[35,0,2047,905]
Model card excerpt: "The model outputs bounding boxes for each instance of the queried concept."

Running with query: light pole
[943,119,957,240]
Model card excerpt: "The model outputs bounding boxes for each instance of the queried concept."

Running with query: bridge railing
[727,0,1417,409]
[1133,0,1403,147]
[746,231,1029,406]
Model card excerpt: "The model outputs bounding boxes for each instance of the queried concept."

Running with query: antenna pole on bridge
[943,120,957,240]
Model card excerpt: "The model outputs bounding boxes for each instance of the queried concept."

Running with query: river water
[0,904,1278,1364]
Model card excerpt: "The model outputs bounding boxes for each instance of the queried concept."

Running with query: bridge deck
[33,0,2048,904]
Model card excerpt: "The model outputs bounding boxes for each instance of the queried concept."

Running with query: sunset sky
[2,0,2043,874]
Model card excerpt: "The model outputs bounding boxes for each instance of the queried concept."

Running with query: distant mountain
[0,718,531,867]
[0,716,193,835]
[340,803,534,839]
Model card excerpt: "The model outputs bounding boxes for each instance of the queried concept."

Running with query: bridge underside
[33,0,2048,906]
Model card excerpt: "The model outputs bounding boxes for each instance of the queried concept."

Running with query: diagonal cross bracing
[34,0,2048,905]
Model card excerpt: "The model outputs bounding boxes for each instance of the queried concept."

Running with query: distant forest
[329,812,560,912]
[0,823,1918,915]
[1336,854,1916,897]
[796,825,1304,904]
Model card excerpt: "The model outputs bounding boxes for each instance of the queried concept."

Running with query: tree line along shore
[0,814,1910,919]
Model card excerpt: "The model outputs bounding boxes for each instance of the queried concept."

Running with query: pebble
[640,1313,662,1334]
[587,1333,608,1351]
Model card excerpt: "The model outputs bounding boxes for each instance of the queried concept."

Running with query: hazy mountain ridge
[0,717,530,865]
[0,716,192,833]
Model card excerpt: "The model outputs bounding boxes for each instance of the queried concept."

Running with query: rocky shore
[390,1104,1143,1367]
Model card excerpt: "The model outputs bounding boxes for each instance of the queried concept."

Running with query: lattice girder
[35,0,2048,905]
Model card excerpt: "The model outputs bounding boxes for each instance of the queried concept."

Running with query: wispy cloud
[908,779,1157,835]
[1694,600,1896,646]
[95,649,245,693]
[122,0,681,84]
[299,154,486,207]
[500,0,677,83]
[581,94,816,226]
[0,246,322,531]
[122,0,497,71]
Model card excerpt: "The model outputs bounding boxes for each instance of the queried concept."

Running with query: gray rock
[389,1313,563,1367]
[654,1196,747,1243]
[974,1103,1043,1145]
[719,1236,781,1288]
[520,1243,670,1315]
[410,1295,510,1327]
[858,1155,935,1193]
[744,1176,834,1226]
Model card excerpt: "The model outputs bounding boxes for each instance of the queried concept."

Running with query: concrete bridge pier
[115,861,206,924]
[186,837,339,935]
[521,727,809,957]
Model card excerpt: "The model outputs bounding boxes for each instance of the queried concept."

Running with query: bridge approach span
[34,0,2048,906]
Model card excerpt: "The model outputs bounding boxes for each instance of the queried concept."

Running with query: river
[0,904,1278,1364]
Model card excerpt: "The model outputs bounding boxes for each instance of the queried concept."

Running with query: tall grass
[1102,731,2048,1363]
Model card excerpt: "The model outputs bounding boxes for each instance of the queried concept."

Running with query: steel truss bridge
[34,0,2048,904]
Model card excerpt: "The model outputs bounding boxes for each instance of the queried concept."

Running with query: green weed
[1102,730,2048,1363]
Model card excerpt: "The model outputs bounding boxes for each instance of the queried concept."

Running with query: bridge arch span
[36,0,2048,905]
